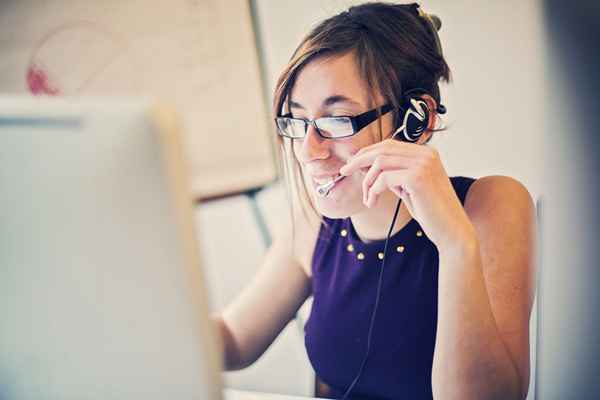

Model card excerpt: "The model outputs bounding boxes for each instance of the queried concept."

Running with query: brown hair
[272,2,451,228]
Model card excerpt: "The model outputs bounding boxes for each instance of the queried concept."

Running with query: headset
[391,89,446,143]
[390,1,447,144]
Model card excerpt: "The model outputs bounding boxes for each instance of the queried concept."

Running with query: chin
[313,191,364,219]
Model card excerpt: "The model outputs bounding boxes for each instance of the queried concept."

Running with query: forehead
[290,52,380,111]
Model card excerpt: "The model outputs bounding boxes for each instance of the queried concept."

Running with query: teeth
[314,176,334,184]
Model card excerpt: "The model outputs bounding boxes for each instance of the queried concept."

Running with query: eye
[325,108,355,118]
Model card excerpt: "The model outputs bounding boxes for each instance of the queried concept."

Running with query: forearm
[432,238,522,400]
[212,315,247,371]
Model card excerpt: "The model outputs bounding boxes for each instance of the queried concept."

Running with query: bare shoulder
[463,175,535,221]
[460,176,537,396]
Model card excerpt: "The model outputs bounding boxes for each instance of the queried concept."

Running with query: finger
[389,185,403,198]
[353,138,424,159]
[346,139,425,174]
[362,155,410,202]
[341,151,413,177]
[389,185,415,218]
[366,170,409,208]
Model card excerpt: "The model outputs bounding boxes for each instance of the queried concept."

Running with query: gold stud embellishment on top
[341,227,423,262]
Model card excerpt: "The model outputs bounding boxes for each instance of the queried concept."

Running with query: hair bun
[415,6,442,32]
[429,14,442,31]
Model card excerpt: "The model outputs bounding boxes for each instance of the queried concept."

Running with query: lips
[311,175,337,184]
[309,169,341,181]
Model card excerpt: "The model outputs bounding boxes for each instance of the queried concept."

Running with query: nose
[297,123,330,164]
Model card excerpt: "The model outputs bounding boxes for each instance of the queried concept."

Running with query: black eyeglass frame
[275,103,394,140]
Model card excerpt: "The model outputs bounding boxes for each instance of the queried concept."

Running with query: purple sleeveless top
[304,176,477,400]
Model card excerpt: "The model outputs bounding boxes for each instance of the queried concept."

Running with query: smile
[312,175,337,185]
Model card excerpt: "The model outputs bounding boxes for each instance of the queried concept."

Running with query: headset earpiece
[392,97,431,143]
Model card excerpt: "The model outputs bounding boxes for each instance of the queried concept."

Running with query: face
[289,52,395,218]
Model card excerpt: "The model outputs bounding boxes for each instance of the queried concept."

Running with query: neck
[350,190,412,242]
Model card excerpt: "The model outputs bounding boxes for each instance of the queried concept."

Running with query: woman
[214,3,536,399]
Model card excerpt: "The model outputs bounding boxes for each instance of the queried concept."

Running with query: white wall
[199,1,544,397]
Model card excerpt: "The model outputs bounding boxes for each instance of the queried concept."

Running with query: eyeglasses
[275,104,394,140]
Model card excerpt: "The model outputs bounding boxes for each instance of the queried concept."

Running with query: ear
[416,94,438,145]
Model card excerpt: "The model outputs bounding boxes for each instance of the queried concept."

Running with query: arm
[338,139,535,398]
[432,176,537,400]
[212,214,318,370]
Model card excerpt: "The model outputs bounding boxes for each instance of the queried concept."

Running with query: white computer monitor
[0,96,222,400]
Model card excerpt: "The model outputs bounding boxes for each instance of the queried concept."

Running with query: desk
[224,389,320,400]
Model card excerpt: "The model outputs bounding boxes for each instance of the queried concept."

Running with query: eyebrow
[289,95,362,110]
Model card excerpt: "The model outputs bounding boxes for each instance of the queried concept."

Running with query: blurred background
[2,0,599,399]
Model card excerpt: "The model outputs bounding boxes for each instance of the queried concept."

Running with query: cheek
[290,139,311,168]
[332,144,355,160]
[334,135,375,159]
